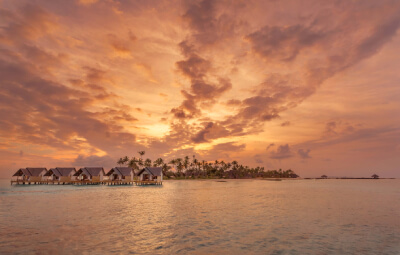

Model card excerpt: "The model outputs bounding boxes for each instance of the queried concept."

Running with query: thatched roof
[74,167,104,177]
[106,167,134,176]
[55,167,76,176]
[13,169,26,176]
[44,169,55,176]
[45,168,76,177]
[13,168,47,176]
[27,168,47,176]
[137,167,162,176]
[105,169,115,176]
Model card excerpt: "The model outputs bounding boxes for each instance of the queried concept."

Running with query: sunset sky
[1,0,399,178]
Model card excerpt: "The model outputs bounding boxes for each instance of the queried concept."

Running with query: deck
[10,180,162,186]
[134,180,163,186]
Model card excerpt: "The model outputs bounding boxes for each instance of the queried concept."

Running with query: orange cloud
[1,0,400,178]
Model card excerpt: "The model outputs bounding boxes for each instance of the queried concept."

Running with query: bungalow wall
[108,168,134,181]
[77,170,104,181]
[13,169,47,181]
[139,170,162,181]
[91,171,104,182]
[125,172,134,181]
[139,172,150,181]
[45,169,76,181]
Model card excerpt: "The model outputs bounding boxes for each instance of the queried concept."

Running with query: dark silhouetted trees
[371,174,379,179]
[116,152,299,179]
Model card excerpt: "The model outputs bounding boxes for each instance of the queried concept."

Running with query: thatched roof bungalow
[106,167,136,181]
[73,167,105,182]
[137,167,163,181]
[44,168,77,182]
[12,168,47,182]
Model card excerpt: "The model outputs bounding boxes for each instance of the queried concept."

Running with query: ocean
[0,179,399,254]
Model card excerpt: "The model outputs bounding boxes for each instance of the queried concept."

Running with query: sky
[0,0,399,178]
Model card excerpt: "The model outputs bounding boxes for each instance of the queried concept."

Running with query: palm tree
[161,163,171,177]
[144,158,152,167]
[192,156,199,176]
[176,158,183,176]
[136,151,145,168]
[169,158,177,175]
[128,157,139,170]
[153,158,164,167]
[284,169,294,178]
[138,151,145,158]
[183,156,190,177]
[116,153,299,179]
[117,158,125,166]
[117,156,130,166]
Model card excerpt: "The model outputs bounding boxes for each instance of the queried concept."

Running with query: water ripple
[0,179,399,254]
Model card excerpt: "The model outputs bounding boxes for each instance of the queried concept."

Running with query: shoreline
[1,177,397,181]
[161,177,397,181]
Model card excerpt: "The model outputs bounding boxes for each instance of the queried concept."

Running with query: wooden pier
[134,180,162,186]
[10,180,162,186]
[11,180,74,185]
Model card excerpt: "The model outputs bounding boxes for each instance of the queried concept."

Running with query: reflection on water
[0,179,399,254]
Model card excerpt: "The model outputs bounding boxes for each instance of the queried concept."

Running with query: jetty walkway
[10,180,163,186]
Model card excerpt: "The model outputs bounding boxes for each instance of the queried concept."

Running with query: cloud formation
[298,149,311,159]
[73,154,115,168]
[246,25,324,61]
[269,144,293,159]
[1,0,400,177]
[172,41,232,119]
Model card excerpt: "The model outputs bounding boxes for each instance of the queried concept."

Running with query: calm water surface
[0,179,399,254]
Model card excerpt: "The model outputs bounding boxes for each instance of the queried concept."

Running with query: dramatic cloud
[1,0,400,177]
[269,144,293,159]
[73,155,115,168]
[246,25,324,61]
[191,122,231,144]
[172,41,232,119]
[210,142,246,152]
[298,149,311,159]
[201,142,246,160]
[0,4,57,43]
[182,0,240,46]
[0,58,137,154]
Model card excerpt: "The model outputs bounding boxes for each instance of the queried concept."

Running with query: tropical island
[117,151,299,179]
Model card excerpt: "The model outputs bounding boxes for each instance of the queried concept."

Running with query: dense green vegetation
[117,151,299,179]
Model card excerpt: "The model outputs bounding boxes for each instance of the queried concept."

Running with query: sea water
[0,179,399,254]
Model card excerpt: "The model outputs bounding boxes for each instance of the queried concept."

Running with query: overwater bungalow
[73,167,105,183]
[106,167,136,181]
[11,166,162,185]
[44,167,77,182]
[12,168,47,183]
[137,167,163,182]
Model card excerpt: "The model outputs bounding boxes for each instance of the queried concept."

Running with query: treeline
[117,151,299,179]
